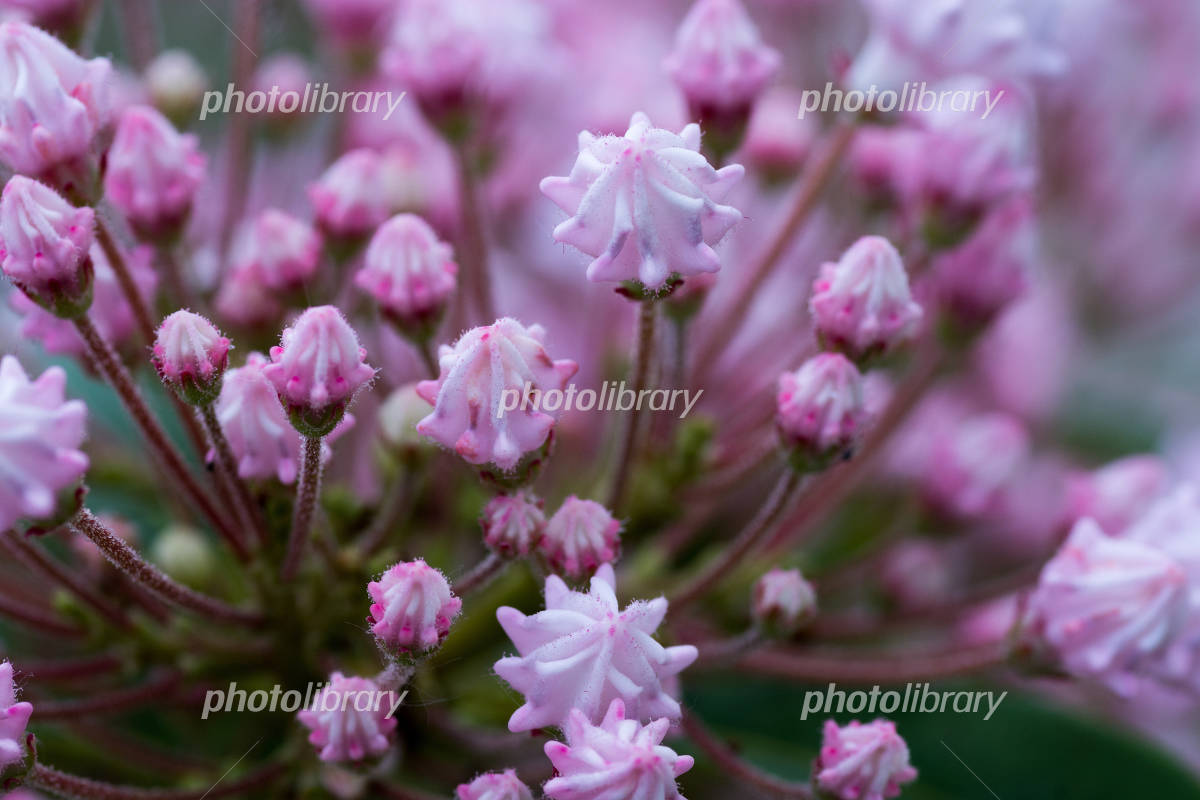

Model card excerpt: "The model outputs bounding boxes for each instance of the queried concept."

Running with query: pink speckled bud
[368,558,462,655]
[809,236,923,363]
[1065,455,1169,535]
[456,770,533,800]
[356,214,457,340]
[816,719,917,800]
[0,175,94,317]
[297,672,397,763]
[541,112,744,292]
[103,105,205,241]
[308,148,396,245]
[264,306,376,437]
[776,353,867,472]
[152,310,231,405]
[543,700,694,800]
[0,21,111,180]
[664,0,779,115]
[752,568,816,635]
[229,209,322,292]
[481,489,546,558]
[0,660,33,770]
[539,496,622,579]
[416,318,578,474]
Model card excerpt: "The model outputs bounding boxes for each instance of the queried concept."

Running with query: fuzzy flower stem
[608,300,659,513]
[25,760,286,799]
[72,511,263,626]
[453,147,494,324]
[695,123,856,381]
[680,712,813,799]
[94,218,156,344]
[32,671,180,720]
[282,436,323,580]
[14,654,123,682]
[734,639,1010,684]
[1,529,131,630]
[198,402,269,549]
[71,314,248,560]
[452,551,507,596]
[669,469,803,613]
[0,591,85,638]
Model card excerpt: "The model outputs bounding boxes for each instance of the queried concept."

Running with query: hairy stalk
[453,146,494,324]
[14,654,123,682]
[452,552,507,596]
[669,469,803,614]
[71,314,247,560]
[607,300,659,513]
[1,529,130,630]
[734,639,1011,684]
[0,591,85,638]
[72,511,263,626]
[681,713,814,799]
[94,218,156,344]
[282,436,323,580]
[198,403,268,548]
[32,670,180,720]
[25,760,286,800]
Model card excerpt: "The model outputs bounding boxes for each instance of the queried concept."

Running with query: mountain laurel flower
[1,661,33,770]
[1024,519,1189,693]
[264,305,376,437]
[1066,455,1169,535]
[296,672,397,763]
[664,0,780,115]
[356,214,458,340]
[0,21,112,178]
[776,353,868,472]
[815,719,918,800]
[229,209,322,292]
[809,236,923,363]
[0,175,94,317]
[495,563,698,731]
[923,412,1029,520]
[368,558,463,655]
[540,112,744,292]
[0,355,88,532]
[481,490,546,558]
[308,148,397,244]
[539,496,622,579]
[456,770,534,800]
[416,318,578,473]
[103,106,205,240]
[543,699,694,800]
[152,310,231,405]
[752,568,817,635]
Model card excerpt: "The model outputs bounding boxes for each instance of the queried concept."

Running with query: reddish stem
[1,529,131,630]
[25,760,286,799]
[33,670,180,720]
[607,300,659,513]
[0,591,85,638]
[680,712,813,799]
[734,640,1010,684]
[452,552,507,596]
[281,436,323,580]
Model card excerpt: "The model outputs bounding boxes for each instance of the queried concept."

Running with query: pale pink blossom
[495,564,697,731]
[752,568,816,634]
[543,699,694,800]
[356,214,457,338]
[541,112,744,290]
[229,209,322,291]
[0,355,87,530]
[152,310,231,405]
[742,87,814,179]
[308,149,397,241]
[931,200,1032,326]
[368,558,462,654]
[923,412,1029,519]
[776,353,868,467]
[663,0,779,114]
[1067,456,1170,535]
[297,672,397,763]
[815,719,917,800]
[0,175,93,314]
[481,490,546,557]
[539,496,622,578]
[416,318,577,471]
[456,770,533,800]
[0,660,32,770]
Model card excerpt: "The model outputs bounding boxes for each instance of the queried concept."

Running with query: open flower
[368,559,462,654]
[541,112,744,291]
[495,563,697,731]
[0,661,33,770]
[816,719,917,800]
[543,699,694,800]
[297,672,397,763]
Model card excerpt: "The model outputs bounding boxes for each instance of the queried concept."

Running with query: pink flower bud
[297,672,397,763]
[539,496,621,579]
[0,21,111,176]
[1024,519,1188,693]
[456,770,533,800]
[264,306,376,437]
[752,568,816,634]
[0,660,33,770]
[152,310,231,405]
[664,0,779,114]
[308,148,396,243]
[742,87,814,180]
[481,490,546,558]
[252,54,311,124]
[0,355,87,532]
[214,266,282,328]
[931,200,1031,329]
[541,112,744,291]
[815,719,917,800]
[543,700,694,800]
[809,236,923,362]
[356,214,457,340]
[0,175,94,316]
[104,105,205,240]
[776,353,867,471]
[229,209,322,292]
[923,412,1029,520]
[416,318,578,473]
[367,558,462,654]
[495,564,697,731]
[1066,455,1169,535]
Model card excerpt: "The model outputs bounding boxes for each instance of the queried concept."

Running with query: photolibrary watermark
[798,82,1006,120]
[800,683,1008,721]
[199,83,407,121]
[200,681,408,719]
[497,381,703,420]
